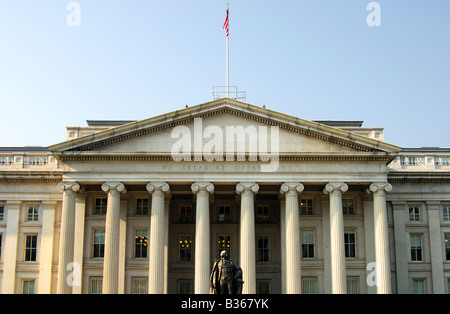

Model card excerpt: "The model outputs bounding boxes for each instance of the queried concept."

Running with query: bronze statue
[209,250,243,294]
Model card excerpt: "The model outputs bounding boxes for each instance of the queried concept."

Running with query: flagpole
[226,2,230,98]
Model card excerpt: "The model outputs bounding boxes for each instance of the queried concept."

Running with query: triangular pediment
[49,98,401,160]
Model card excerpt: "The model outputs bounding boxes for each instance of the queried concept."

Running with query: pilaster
[2,200,21,294]
[427,201,445,294]
[392,201,409,294]
[38,200,58,294]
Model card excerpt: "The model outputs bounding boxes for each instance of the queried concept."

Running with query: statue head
[220,250,229,260]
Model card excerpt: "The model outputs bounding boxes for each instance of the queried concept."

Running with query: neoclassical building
[0,98,449,294]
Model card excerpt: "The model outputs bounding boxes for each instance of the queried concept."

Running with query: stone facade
[0,98,449,294]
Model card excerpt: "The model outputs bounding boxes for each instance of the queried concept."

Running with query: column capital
[57,182,81,194]
[369,182,392,194]
[236,182,259,195]
[191,182,215,195]
[101,182,126,194]
[324,182,348,195]
[280,182,304,195]
[146,182,170,194]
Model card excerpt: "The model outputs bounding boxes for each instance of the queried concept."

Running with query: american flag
[223,8,229,37]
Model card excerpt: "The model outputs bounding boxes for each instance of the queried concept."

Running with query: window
[257,235,269,262]
[301,230,315,258]
[0,206,4,220]
[22,280,35,294]
[132,277,148,294]
[135,229,148,258]
[344,230,356,258]
[95,198,107,215]
[257,280,271,294]
[136,198,149,215]
[300,199,313,215]
[410,234,422,261]
[256,205,269,221]
[302,277,317,294]
[409,206,420,222]
[413,279,425,294]
[342,199,354,215]
[93,229,105,258]
[179,235,192,262]
[27,206,39,222]
[445,234,450,261]
[89,277,103,294]
[218,235,231,256]
[178,280,193,294]
[218,205,231,222]
[347,277,359,294]
[443,206,450,222]
[180,205,193,222]
[24,235,37,261]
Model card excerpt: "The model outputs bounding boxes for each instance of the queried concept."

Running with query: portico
[48,98,401,294]
[53,178,394,294]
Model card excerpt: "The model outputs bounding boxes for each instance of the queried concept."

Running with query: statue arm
[210,260,219,292]
[232,262,243,282]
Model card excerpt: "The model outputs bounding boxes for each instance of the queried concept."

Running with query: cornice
[0,176,62,184]
[388,171,450,183]
[56,153,393,163]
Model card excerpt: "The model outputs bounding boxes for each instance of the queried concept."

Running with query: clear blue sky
[0,1,449,148]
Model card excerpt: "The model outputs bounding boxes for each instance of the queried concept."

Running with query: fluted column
[192,182,214,294]
[163,193,171,294]
[147,182,170,294]
[101,182,126,294]
[279,197,286,294]
[370,182,392,294]
[280,182,304,294]
[236,182,259,294]
[324,182,348,294]
[56,182,80,294]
